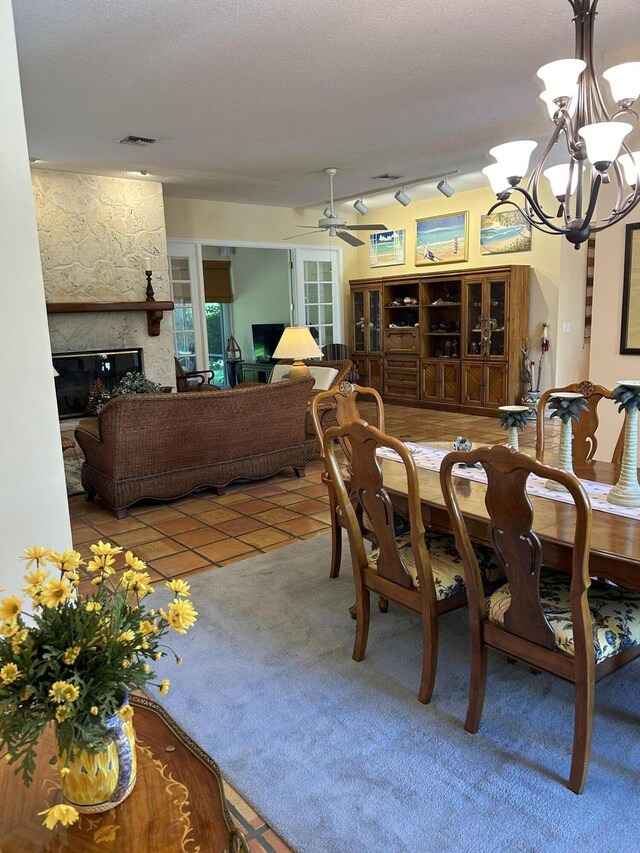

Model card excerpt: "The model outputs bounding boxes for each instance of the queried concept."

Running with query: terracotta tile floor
[67,404,557,853]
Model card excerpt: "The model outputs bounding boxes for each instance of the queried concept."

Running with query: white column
[0,0,71,596]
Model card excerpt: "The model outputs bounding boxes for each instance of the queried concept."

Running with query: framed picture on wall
[480,211,532,254]
[369,230,406,267]
[620,223,640,354]
[416,212,468,265]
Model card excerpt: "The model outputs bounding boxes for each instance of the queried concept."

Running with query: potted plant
[112,372,163,395]
[0,542,197,829]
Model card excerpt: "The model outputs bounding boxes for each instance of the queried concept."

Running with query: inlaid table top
[0,694,249,853]
[380,447,640,591]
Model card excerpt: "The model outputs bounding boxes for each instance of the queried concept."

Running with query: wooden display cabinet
[349,265,529,415]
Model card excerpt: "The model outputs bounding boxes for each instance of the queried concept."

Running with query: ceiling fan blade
[296,225,328,229]
[337,231,365,247]
[282,231,324,241]
[344,224,388,231]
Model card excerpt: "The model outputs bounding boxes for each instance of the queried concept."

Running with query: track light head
[394,187,411,207]
[437,178,455,198]
[353,198,369,216]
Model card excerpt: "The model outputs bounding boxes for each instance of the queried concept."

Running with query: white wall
[0,0,71,594]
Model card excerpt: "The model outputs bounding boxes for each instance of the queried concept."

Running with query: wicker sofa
[75,377,314,518]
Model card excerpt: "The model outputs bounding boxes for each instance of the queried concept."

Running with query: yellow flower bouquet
[0,541,197,830]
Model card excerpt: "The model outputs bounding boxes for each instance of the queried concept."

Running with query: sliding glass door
[293,247,342,347]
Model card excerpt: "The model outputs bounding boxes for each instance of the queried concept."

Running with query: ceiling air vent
[371,173,402,181]
[118,135,156,146]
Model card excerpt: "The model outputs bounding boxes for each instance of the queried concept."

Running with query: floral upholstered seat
[487,569,640,663]
[369,531,503,601]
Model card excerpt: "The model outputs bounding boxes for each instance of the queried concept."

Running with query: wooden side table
[0,694,249,852]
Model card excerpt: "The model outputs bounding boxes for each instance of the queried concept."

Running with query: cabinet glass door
[465,282,483,357]
[487,280,506,357]
[369,289,381,352]
[353,292,366,351]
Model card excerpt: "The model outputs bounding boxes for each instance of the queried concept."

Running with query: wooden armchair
[174,358,218,393]
[440,444,640,792]
[536,380,624,464]
[324,419,479,703]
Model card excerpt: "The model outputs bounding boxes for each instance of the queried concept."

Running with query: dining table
[378,442,640,592]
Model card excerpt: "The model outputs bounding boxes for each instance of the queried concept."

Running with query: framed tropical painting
[369,230,405,267]
[416,212,468,265]
[480,210,532,254]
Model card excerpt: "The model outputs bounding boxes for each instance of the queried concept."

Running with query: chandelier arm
[580,172,603,232]
[594,187,640,230]
[508,187,569,234]
[527,121,567,221]
[487,197,564,236]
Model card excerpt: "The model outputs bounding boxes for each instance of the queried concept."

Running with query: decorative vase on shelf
[498,405,530,451]
[608,381,640,507]
[545,392,588,491]
[58,688,137,814]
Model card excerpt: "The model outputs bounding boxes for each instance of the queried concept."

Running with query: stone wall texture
[32,170,175,386]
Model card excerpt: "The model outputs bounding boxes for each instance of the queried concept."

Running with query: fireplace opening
[53,348,143,419]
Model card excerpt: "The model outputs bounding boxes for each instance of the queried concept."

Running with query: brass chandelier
[483,0,640,247]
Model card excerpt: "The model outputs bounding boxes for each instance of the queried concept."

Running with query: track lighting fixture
[353,198,369,216]
[394,187,411,207]
[437,178,455,198]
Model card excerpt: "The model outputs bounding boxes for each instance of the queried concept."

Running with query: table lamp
[272,326,322,379]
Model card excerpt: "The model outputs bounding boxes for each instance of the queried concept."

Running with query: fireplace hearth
[53,348,143,419]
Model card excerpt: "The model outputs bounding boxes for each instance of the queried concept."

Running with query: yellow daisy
[117,630,136,643]
[0,663,22,685]
[86,554,116,576]
[122,570,154,596]
[124,551,147,571]
[165,578,191,597]
[49,681,80,704]
[21,546,52,570]
[159,679,170,696]
[0,596,23,622]
[89,541,123,558]
[49,549,85,574]
[90,706,99,716]
[11,628,29,654]
[39,579,72,609]
[62,646,81,665]
[22,566,48,591]
[117,704,134,722]
[55,705,71,723]
[85,601,102,612]
[0,620,18,638]
[38,803,79,830]
[162,598,198,634]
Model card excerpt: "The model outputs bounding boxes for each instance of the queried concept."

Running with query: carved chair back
[536,381,622,463]
[311,381,385,464]
[440,444,592,652]
[324,419,430,592]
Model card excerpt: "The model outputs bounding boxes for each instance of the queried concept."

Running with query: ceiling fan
[283,168,387,247]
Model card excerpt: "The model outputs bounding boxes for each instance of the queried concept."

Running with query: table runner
[376,441,640,521]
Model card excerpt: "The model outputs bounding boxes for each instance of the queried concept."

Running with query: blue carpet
[149,535,640,853]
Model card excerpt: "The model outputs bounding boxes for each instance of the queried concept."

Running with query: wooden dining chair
[440,443,640,793]
[311,381,387,580]
[324,419,503,703]
[536,380,624,464]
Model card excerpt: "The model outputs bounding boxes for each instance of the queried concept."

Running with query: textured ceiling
[12,0,638,209]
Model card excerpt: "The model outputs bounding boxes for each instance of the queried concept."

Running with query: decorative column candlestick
[545,392,588,491]
[498,405,529,451]
[608,381,640,507]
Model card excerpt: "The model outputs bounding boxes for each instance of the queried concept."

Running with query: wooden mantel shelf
[46,300,174,337]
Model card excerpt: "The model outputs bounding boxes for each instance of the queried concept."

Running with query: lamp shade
[482,163,511,195]
[578,121,632,167]
[543,163,579,198]
[540,88,578,119]
[536,58,586,101]
[489,140,538,180]
[603,62,640,104]
[273,326,322,360]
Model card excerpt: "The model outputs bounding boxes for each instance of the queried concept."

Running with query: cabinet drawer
[383,329,418,352]
[386,369,418,384]
[384,383,419,399]
[384,357,418,370]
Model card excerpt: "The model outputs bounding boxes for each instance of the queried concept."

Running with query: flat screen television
[252,323,285,362]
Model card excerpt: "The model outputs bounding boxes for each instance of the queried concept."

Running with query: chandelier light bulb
[540,89,578,119]
[543,163,579,198]
[536,58,586,102]
[489,140,538,181]
[603,62,640,105]
[578,121,632,169]
[482,164,511,196]
[619,151,640,187]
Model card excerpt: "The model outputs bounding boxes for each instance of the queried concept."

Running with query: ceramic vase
[521,390,541,421]
[58,691,137,814]
[608,382,640,507]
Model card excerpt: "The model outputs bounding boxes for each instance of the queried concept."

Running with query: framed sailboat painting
[416,212,468,265]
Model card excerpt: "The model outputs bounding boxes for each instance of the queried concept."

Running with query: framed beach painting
[480,211,532,255]
[416,212,468,265]
[369,230,406,268]
[620,223,640,354]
